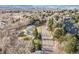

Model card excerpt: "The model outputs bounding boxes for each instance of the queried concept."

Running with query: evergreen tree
[47,18,54,31]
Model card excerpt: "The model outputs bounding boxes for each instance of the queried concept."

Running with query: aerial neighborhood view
[0,5,79,54]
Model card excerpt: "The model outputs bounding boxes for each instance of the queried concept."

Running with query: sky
[0,0,78,5]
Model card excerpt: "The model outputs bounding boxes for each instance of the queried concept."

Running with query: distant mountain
[0,5,33,10]
[33,5,79,9]
[0,5,79,10]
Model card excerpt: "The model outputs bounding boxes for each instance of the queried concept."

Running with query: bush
[53,28,66,43]
[55,22,63,28]
[23,36,31,41]
[54,15,59,21]
[47,18,54,31]
[63,35,77,53]
[33,38,42,50]
[53,28,65,39]
[18,32,26,37]
[33,27,38,38]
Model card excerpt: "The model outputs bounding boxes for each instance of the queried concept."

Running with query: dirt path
[41,24,53,40]
[41,24,54,53]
